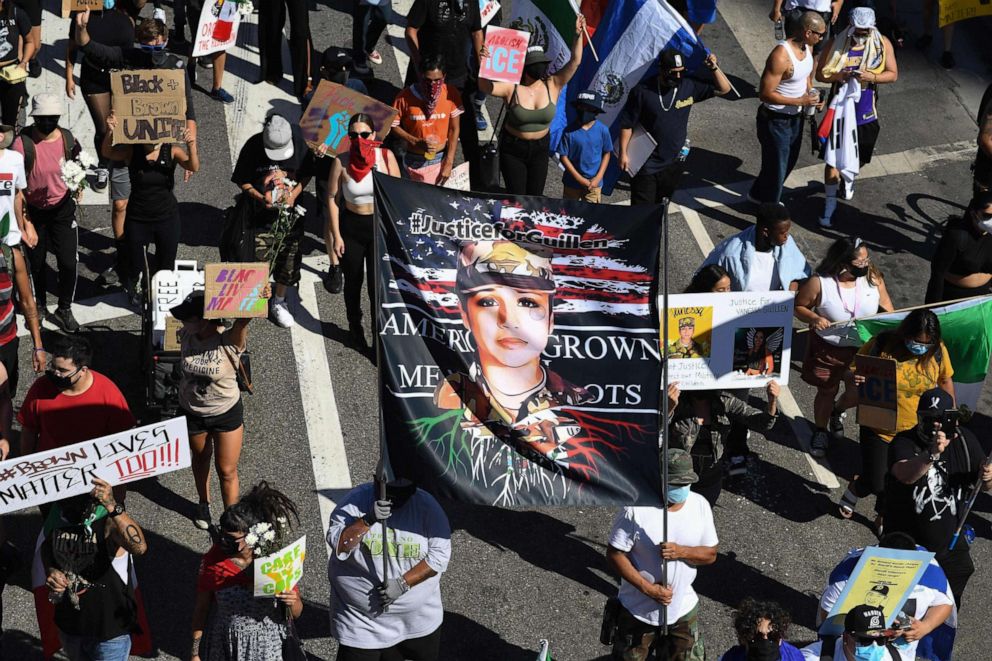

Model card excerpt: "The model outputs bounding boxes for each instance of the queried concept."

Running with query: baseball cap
[658,49,685,71]
[31,92,64,117]
[917,388,954,414]
[844,605,887,638]
[321,46,353,72]
[666,448,699,486]
[850,7,877,29]
[524,46,551,66]
[169,290,205,322]
[263,113,295,161]
[573,90,605,113]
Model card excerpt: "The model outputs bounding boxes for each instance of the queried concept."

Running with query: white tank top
[815,275,880,346]
[765,41,813,115]
[341,149,387,206]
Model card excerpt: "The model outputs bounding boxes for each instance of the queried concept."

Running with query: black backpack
[19,127,77,180]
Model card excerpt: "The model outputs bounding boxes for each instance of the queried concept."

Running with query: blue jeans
[59,632,131,661]
[749,106,805,204]
[353,1,392,67]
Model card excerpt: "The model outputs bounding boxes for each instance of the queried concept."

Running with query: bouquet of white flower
[244,516,292,557]
[60,151,99,194]
[265,176,306,270]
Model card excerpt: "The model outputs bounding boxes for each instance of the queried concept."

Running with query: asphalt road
[2,0,992,659]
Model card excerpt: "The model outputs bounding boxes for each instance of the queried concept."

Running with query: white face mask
[853,34,868,45]
[978,218,992,234]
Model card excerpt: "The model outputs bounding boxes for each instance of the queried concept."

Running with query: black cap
[971,188,992,210]
[321,46,353,72]
[524,46,551,66]
[658,48,685,71]
[917,387,954,414]
[170,290,205,322]
[573,90,606,113]
[844,605,887,637]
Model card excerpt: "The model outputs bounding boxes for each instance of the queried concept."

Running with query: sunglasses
[348,131,373,139]
[853,636,883,646]
[751,630,783,643]
[811,30,827,37]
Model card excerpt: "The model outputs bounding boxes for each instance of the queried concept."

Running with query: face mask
[420,77,445,115]
[905,340,931,356]
[848,264,869,278]
[853,34,868,45]
[853,643,886,661]
[46,367,80,391]
[328,70,348,85]
[386,481,417,510]
[218,533,243,556]
[104,0,115,8]
[525,63,549,81]
[578,109,597,124]
[974,211,992,233]
[660,71,682,87]
[746,639,781,661]
[34,117,59,135]
[667,485,690,504]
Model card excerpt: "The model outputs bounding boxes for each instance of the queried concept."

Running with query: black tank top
[126,145,178,223]
[51,516,137,639]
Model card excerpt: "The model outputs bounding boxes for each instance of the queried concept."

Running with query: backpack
[19,127,76,180]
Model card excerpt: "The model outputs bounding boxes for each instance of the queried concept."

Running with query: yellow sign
[939,0,992,27]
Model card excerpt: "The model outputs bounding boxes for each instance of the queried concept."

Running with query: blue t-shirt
[557,120,613,188]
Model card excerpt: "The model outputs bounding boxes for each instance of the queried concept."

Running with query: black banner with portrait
[374,174,664,506]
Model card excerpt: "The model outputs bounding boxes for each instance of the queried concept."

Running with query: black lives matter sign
[110,69,187,145]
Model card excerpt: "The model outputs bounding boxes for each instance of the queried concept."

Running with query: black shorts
[857,120,881,166]
[336,627,441,661]
[181,397,244,435]
[13,0,40,26]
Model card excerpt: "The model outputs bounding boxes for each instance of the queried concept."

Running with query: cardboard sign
[821,546,934,635]
[443,162,471,191]
[203,263,269,319]
[61,0,102,17]
[164,315,182,352]
[665,291,795,389]
[253,536,306,597]
[480,26,530,84]
[480,0,501,27]
[939,0,992,27]
[111,70,187,145]
[856,355,898,431]
[0,417,190,514]
[300,81,398,154]
[192,0,242,57]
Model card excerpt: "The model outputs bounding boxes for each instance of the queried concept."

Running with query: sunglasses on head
[348,131,373,139]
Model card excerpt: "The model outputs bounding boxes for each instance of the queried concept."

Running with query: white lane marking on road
[17,291,134,336]
[31,3,108,205]
[222,18,352,536]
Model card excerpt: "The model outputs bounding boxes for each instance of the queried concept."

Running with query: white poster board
[192,0,241,57]
[0,417,190,514]
[253,535,307,597]
[480,0,501,26]
[617,124,658,177]
[443,162,471,191]
[664,291,795,389]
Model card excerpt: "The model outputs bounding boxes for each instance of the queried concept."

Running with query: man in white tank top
[748,12,825,206]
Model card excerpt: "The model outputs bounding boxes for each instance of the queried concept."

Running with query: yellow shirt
[853,338,954,440]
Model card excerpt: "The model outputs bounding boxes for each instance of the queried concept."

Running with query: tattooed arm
[91,477,147,556]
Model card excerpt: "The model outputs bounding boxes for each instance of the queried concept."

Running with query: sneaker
[727,455,747,477]
[818,215,833,228]
[270,299,295,328]
[323,265,343,294]
[810,429,829,458]
[193,502,211,530]
[93,168,109,191]
[198,58,214,69]
[353,61,372,76]
[368,50,383,65]
[828,410,847,439]
[50,306,80,333]
[940,51,956,69]
[210,87,235,104]
[96,267,119,287]
[840,179,854,200]
[475,113,489,132]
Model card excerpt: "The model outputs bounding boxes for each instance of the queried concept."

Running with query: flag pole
[372,173,391,612]
[567,1,599,62]
[660,197,671,638]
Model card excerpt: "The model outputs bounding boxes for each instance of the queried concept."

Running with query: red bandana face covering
[420,78,445,116]
[347,136,382,182]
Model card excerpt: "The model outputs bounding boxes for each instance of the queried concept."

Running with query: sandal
[838,486,858,519]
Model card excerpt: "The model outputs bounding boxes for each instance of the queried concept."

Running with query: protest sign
[939,0,992,26]
[480,26,530,84]
[203,263,269,319]
[111,70,187,145]
[299,81,398,154]
[0,417,190,514]
[821,546,934,635]
[61,0,102,17]
[856,355,898,431]
[377,175,664,507]
[192,0,242,57]
[254,536,306,597]
[443,162,470,191]
[480,0,501,26]
[665,291,794,389]
[164,315,182,352]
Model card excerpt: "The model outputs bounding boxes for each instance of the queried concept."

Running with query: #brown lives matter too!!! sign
[111,70,187,145]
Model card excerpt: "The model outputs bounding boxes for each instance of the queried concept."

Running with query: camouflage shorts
[612,605,704,661]
[253,225,303,287]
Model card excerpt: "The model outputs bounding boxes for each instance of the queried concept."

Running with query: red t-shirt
[18,370,135,452]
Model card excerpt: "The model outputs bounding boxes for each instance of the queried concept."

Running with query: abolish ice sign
[480,26,530,84]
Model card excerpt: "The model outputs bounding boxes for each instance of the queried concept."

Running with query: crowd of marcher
[0,0,986,659]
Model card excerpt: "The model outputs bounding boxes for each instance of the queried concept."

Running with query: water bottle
[774,19,786,41]
[678,139,690,162]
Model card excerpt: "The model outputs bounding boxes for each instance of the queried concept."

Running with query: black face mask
[46,368,80,391]
[386,481,417,511]
[848,264,869,278]
[218,533,243,556]
[328,70,349,85]
[746,639,781,661]
[34,117,60,135]
[578,109,597,125]
[147,49,169,67]
[525,63,549,81]
[659,71,682,88]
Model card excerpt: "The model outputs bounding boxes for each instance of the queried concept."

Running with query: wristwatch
[108,502,126,518]
[928,452,941,464]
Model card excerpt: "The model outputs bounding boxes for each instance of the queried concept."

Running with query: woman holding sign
[478,13,587,196]
[794,238,893,458]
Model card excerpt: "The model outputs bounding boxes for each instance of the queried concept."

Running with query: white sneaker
[270,300,295,328]
[841,180,855,200]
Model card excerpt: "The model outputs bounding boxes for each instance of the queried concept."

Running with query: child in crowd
[556,90,612,203]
